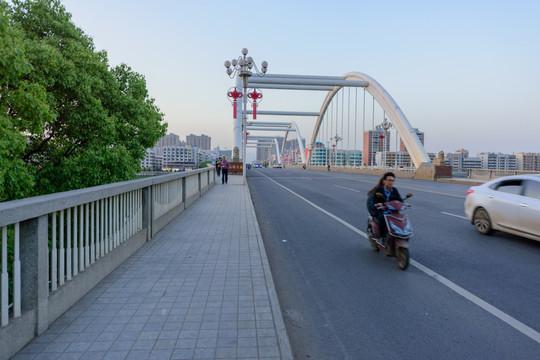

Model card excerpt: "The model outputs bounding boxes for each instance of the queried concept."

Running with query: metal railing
[0,168,215,359]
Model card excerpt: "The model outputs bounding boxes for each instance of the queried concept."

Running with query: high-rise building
[154,133,180,157]
[156,133,180,148]
[399,128,424,152]
[186,134,211,150]
[363,129,390,167]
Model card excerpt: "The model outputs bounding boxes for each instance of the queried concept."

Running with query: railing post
[182,177,186,208]
[142,186,151,241]
[198,173,202,197]
[20,215,49,335]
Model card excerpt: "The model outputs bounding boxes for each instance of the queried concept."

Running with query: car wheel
[473,207,493,235]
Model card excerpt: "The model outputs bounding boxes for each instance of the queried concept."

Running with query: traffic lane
[252,169,540,329]
[307,173,540,338]
[247,172,539,358]
[254,170,370,230]
[409,193,540,332]
[273,168,474,198]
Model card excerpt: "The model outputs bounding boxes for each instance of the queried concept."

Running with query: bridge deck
[13,175,292,360]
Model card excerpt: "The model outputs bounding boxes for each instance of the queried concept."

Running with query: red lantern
[247,89,263,119]
[227,88,243,118]
[379,134,385,147]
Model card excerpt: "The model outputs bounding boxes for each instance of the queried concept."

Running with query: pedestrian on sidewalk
[221,156,231,184]
[215,157,222,177]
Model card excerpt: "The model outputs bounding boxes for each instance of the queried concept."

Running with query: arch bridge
[236,72,432,172]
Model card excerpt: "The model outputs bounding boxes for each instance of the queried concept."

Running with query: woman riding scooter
[366,172,409,244]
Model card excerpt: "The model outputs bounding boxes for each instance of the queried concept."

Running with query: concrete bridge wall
[0,168,215,360]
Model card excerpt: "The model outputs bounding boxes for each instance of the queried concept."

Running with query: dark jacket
[367,186,404,216]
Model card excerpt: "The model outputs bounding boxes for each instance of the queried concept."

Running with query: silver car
[464,175,540,241]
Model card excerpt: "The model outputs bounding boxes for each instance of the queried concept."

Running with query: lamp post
[380,117,392,169]
[333,133,342,167]
[224,48,268,183]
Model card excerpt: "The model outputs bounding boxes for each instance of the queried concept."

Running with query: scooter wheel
[367,232,379,252]
[396,247,409,270]
[370,238,379,252]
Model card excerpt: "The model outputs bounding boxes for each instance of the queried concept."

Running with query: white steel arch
[309,72,431,169]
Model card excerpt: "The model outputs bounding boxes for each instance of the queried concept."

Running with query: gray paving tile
[12,177,292,360]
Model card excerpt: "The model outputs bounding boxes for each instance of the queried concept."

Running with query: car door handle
[520,203,528,207]
[488,195,494,199]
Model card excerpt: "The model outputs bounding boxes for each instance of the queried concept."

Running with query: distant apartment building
[446,149,482,169]
[156,133,180,148]
[446,149,469,169]
[348,150,362,166]
[140,149,162,171]
[162,146,198,170]
[309,142,327,166]
[186,134,211,150]
[515,152,540,171]
[399,128,424,152]
[375,151,435,168]
[478,152,516,170]
[363,129,390,167]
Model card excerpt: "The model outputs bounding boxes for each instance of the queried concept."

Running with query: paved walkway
[13,175,292,360]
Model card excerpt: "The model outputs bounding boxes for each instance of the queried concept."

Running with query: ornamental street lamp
[333,133,342,167]
[224,48,268,183]
[380,117,393,168]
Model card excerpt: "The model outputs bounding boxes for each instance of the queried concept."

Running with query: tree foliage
[0,0,166,201]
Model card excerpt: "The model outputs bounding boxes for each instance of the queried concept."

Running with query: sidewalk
[13,175,293,360]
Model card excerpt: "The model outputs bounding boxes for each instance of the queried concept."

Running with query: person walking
[220,156,231,184]
[215,157,222,177]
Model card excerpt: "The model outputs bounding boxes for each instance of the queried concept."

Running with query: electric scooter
[367,193,413,270]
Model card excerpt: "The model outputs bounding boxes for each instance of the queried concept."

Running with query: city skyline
[62,0,540,157]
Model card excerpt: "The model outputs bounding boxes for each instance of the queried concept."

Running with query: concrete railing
[452,168,540,180]
[0,168,215,359]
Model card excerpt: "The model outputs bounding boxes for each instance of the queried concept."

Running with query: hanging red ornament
[247,88,263,119]
[227,88,243,118]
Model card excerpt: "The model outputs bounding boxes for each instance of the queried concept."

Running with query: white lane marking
[258,172,540,344]
[411,260,540,344]
[334,185,360,192]
[442,212,468,220]
[260,173,367,238]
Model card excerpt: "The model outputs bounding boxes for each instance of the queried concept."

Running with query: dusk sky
[62,0,540,158]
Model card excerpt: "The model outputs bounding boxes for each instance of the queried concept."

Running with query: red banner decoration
[247,89,263,119]
[227,88,242,118]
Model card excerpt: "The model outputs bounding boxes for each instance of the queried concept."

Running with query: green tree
[0,4,50,201]
[0,0,166,201]
[199,160,212,168]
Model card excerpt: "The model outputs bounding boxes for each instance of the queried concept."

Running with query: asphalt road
[246,168,540,360]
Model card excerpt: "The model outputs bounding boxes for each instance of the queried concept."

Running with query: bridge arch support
[310,72,431,169]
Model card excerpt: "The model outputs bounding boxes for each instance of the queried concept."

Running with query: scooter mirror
[375,192,383,198]
[405,193,413,199]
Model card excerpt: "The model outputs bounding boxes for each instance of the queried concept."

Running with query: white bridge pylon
[246,73,431,169]
[245,121,306,164]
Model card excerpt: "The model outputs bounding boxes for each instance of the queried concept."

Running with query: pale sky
[61,0,540,157]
